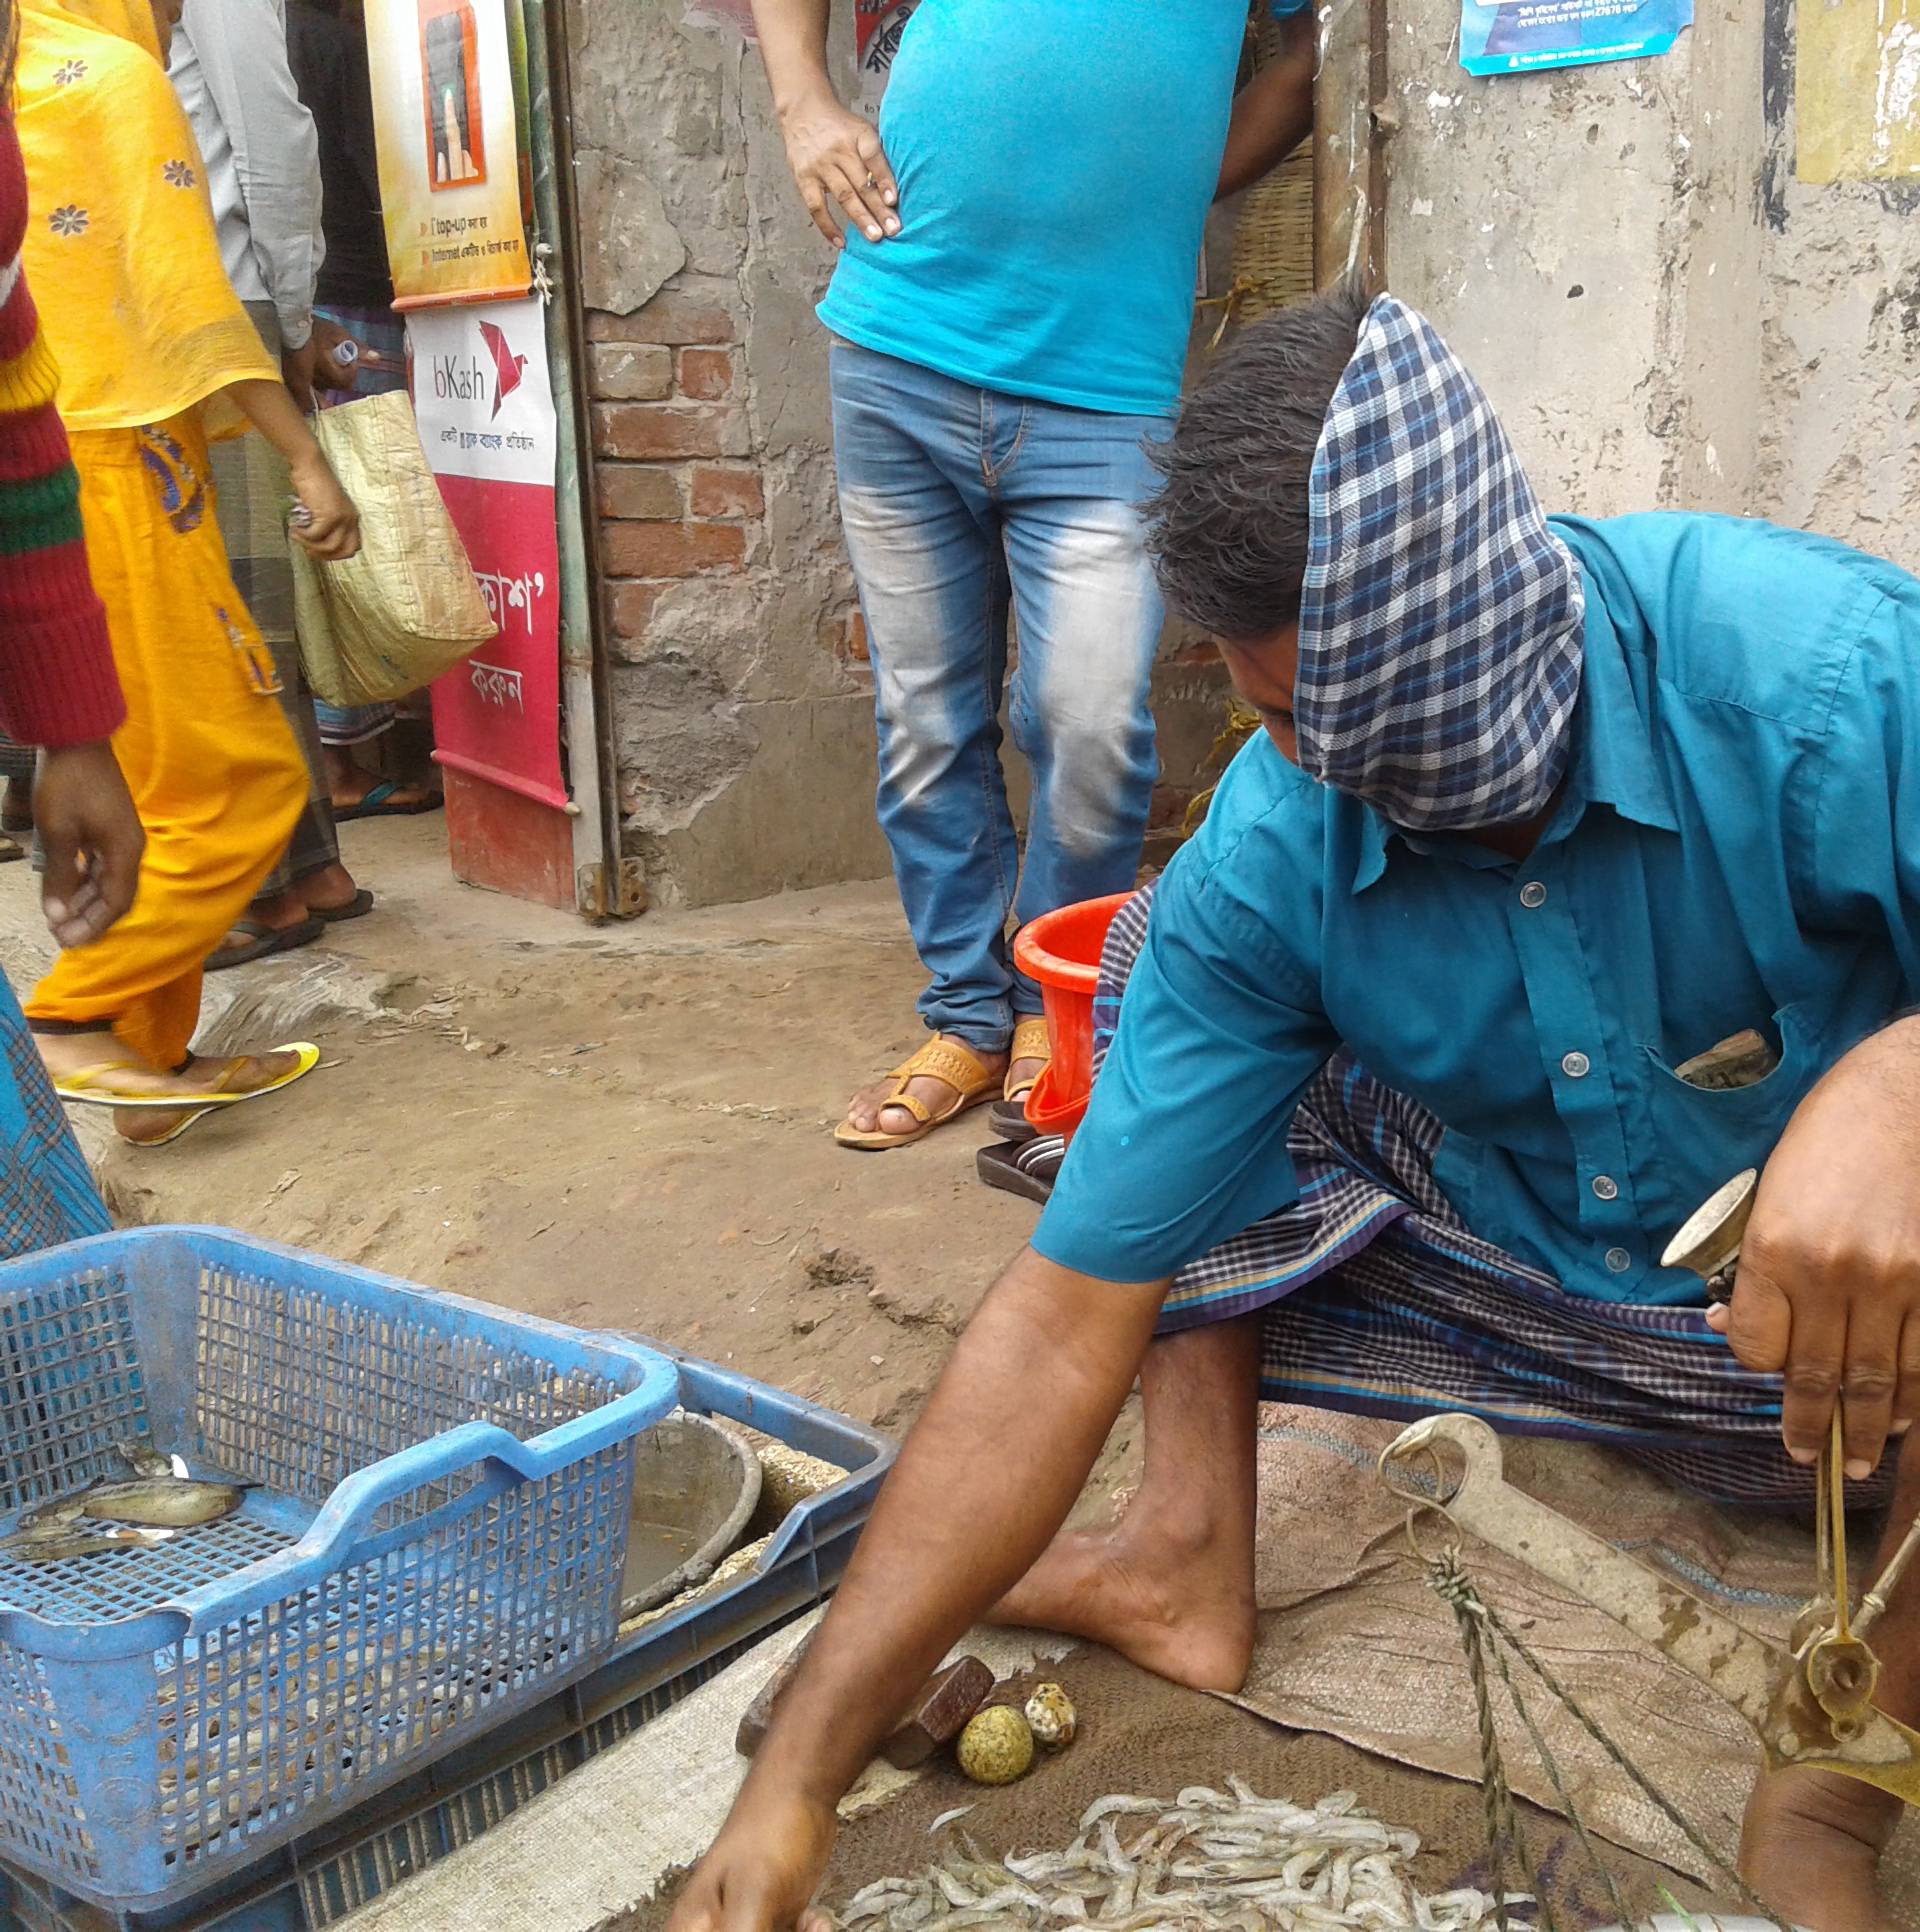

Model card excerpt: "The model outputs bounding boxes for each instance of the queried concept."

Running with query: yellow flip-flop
[116,1105,221,1148]
[54,1042,322,1110]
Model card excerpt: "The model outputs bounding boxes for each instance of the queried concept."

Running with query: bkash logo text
[428,322,530,422]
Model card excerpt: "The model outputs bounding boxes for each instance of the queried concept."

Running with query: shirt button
[1519,881,1547,909]
[1605,1247,1632,1273]
[1592,1174,1620,1201]
[1561,1051,1591,1079]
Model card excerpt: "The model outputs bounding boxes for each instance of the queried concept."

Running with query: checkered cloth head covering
[1294,294,1585,830]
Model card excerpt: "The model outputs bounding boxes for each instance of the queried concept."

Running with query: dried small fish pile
[834,1780,1532,1932]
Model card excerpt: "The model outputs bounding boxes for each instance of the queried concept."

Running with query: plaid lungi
[1096,883,1891,1509]
[0,973,107,1260]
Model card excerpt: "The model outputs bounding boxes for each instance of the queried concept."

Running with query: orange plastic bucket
[1012,892,1134,1142]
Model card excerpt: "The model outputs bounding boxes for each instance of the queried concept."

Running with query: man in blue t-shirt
[750,0,1314,1155]
[669,288,1920,1932]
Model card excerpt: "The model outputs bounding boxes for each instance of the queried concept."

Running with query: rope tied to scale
[1415,1532,1790,1932]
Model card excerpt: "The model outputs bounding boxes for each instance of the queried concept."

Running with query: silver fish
[82,1477,245,1528]
[824,1784,1534,1932]
[16,1491,91,1530]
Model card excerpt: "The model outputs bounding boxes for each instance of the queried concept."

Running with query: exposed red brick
[604,580,660,643]
[598,463,683,520]
[689,464,764,519]
[602,522,748,578]
[677,347,735,401]
[588,343,672,402]
[586,294,737,346]
[592,404,737,461]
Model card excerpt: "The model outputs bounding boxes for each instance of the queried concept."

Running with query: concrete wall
[1352,0,1918,567]
[565,1,1234,909]
[569,0,1916,910]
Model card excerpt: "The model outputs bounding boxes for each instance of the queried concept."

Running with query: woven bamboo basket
[1225,10,1317,327]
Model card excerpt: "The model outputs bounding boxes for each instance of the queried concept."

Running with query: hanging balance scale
[1379,1168,1920,1817]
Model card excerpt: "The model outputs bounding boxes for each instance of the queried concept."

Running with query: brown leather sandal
[988,1016,1053,1141]
[835,1035,999,1151]
[1003,1016,1053,1105]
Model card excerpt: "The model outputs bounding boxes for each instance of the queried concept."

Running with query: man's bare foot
[325,750,434,816]
[299,860,362,916]
[987,1501,1257,1694]
[843,1038,1009,1140]
[1739,1767,1899,1932]
[218,886,312,955]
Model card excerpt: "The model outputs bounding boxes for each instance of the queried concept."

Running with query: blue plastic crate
[0,1228,677,1914]
[0,1346,895,1932]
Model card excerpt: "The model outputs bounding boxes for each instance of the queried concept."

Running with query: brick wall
[587,297,763,648]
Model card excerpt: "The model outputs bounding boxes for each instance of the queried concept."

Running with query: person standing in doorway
[750,0,1316,1151]
[285,0,444,824]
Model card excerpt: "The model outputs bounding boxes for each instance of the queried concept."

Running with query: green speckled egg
[956,1705,1034,1785]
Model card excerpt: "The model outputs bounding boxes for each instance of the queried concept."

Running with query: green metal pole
[520,0,640,917]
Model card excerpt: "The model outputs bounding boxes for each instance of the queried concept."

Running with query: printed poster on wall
[408,299,567,809]
[1460,0,1691,74]
[367,0,532,308]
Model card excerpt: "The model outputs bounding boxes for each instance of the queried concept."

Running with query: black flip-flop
[206,914,325,973]
[988,1098,1039,1143]
[310,886,375,924]
[976,1133,1067,1205]
[335,781,444,822]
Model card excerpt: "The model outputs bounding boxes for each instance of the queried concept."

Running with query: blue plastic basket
[0,1227,677,1912]
[0,1346,897,1932]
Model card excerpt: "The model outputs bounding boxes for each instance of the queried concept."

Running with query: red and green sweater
[0,105,124,749]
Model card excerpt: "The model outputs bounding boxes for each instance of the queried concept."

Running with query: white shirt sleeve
[177,0,325,348]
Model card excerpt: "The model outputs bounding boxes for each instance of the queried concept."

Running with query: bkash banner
[408,299,566,809]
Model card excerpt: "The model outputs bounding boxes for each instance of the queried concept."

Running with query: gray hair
[1145,280,1372,640]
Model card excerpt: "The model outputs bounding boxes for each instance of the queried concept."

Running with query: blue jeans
[830,340,1166,1053]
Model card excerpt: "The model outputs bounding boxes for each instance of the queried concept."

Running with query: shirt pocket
[1639,1000,1827,1141]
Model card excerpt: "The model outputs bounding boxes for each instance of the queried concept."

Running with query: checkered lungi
[1095,883,1893,1509]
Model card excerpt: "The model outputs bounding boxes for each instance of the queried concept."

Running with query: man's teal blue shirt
[1035,513,1920,1303]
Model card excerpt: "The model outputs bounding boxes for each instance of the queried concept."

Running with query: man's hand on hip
[778,93,899,248]
[1711,1015,1920,1476]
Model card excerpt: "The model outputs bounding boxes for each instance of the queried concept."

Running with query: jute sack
[292,390,497,706]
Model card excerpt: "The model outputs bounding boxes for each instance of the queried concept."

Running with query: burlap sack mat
[1226,1407,1920,1908]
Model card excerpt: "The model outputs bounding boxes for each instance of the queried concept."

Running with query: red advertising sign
[407,299,567,809]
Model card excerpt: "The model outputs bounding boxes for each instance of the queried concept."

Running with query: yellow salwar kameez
[14,0,308,1072]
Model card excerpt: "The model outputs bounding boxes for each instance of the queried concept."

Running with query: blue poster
[1460,0,1691,75]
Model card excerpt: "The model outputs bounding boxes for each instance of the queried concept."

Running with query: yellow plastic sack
[291,390,498,706]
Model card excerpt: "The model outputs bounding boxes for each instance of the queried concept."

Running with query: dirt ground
[0,815,1047,1440]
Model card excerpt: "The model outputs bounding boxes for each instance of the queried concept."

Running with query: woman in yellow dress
[14,0,361,1143]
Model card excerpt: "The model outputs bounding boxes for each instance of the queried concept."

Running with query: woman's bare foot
[1740,1767,1899,1932]
[988,1499,1257,1694]
[843,1038,1009,1140]
[37,1031,304,1103]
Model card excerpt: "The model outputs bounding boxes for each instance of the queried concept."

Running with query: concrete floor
[0,814,1042,1437]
